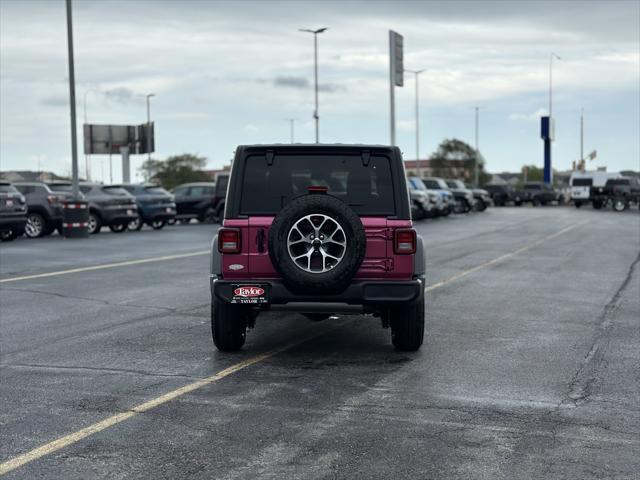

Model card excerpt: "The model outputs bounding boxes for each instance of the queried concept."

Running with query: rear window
[0,184,18,193]
[606,179,630,186]
[102,186,130,196]
[48,184,73,192]
[572,178,593,186]
[145,186,170,195]
[409,178,427,191]
[423,179,442,189]
[240,154,395,216]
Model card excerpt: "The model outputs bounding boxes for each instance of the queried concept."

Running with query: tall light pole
[83,88,98,181]
[65,0,79,200]
[146,93,155,163]
[549,53,561,118]
[405,69,424,177]
[146,93,156,181]
[580,107,584,166]
[299,27,327,143]
[288,118,296,143]
[472,106,485,188]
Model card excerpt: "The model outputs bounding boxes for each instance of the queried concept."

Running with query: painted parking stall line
[0,221,586,475]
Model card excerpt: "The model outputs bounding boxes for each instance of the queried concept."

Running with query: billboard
[389,30,404,87]
[83,123,154,155]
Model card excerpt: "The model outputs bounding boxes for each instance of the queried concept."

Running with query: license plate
[6,200,13,206]
[166,207,173,213]
[231,284,270,304]
[126,209,134,215]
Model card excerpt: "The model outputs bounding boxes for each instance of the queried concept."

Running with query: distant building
[202,165,231,180]
[0,171,68,182]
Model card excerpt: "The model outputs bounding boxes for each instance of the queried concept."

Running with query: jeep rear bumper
[212,278,423,307]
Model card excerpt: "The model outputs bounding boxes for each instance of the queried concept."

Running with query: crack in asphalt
[562,250,640,407]
[0,362,203,380]
[1,286,184,313]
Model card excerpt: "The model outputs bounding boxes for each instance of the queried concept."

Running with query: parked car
[443,179,475,213]
[211,144,425,352]
[569,171,619,208]
[513,182,563,206]
[485,184,514,206]
[13,182,78,238]
[172,175,228,224]
[592,177,640,211]
[468,185,492,211]
[79,183,138,234]
[421,177,454,215]
[406,179,435,219]
[120,184,176,230]
[0,181,27,241]
[408,177,448,217]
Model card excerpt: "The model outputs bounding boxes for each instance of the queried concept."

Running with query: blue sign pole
[543,138,552,184]
[541,116,555,184]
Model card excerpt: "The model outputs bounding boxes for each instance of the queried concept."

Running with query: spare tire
[268,194,366,294]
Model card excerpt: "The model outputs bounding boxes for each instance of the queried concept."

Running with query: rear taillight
[218,228,241,253]
[47,195,60,204]
[394,229,416,254]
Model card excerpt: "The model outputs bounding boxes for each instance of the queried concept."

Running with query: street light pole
[299,27,327,143]
[405,69,424,177]
[288,118,295,143]
[472,106,486,188]
[83,88,97,181]
[146,93,155,163]
[580,107,584,165]
[549,53,561,118]
[65,0,79,200]
[146,93,156,181]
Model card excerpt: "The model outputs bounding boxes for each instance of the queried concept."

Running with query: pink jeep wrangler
[210,145,425,351]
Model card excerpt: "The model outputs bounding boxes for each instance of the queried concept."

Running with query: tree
[520,165,544,184]
[428,138,490,186]
[139,154,210,190]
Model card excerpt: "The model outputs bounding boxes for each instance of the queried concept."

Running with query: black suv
[0,182,27,241]
[13,182,77,238]
[593,177,640,211]
[485,184,514,206]
[444,179,475,213]
[211,144,425,352]
[514,182,563,206]
[172,176,228,224]
[120,184,176,230]
[80,183,138,234]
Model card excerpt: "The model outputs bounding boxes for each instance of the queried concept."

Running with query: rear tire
[574,201,582,208]
[88,212,102,234]
[613,197,627,212]
[211,300,247,352]
[109,223,127,233]
[0,230,18,241]
[25,213,46,238]
[390,298,425,351]
[127,216,143,231]
[150,220,166,230]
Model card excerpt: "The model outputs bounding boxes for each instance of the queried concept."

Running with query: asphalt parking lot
[1,207,638,479]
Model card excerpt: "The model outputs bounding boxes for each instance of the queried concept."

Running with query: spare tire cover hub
[287,214,346,273]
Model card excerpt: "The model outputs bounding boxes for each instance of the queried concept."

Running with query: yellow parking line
[0,251,209,284]
[0,221,586,475]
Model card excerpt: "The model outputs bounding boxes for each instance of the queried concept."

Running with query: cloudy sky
[1,0,638,182]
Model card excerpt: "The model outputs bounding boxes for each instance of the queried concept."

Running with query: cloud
[273,76,309,89]
[104,87,139,104]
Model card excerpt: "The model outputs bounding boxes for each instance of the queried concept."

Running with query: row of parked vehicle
[0,174,231,241]
[406,177,492,220]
